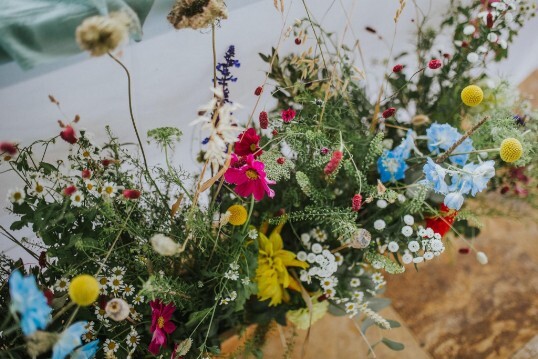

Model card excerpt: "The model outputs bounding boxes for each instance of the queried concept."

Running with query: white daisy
[101,182,118,198]
[111,266,126,276]
[320,277,337,290]
[350,278,361,287]
[103,339,119,354]
[108,275,124,290]
[372,273,384,284]
[29,180,46,197]
[352,291,364,302]
[97,276,109,295]
[55,277,70,292]
[8,188,25,205]
[132,294,145,305]
[126,329,140,348]
[70,191,85,207]
[122,284,134,297]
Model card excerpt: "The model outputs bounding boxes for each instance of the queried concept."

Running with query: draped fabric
[0,0,154,69]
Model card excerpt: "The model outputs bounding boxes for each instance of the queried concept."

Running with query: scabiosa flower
[150,234,181,256]
[9,270,52,336]
[122,189,141,200]
[234,128,263,157]
[351,194,362,212]
[324,150,343,175]
[392,64,403,73]
[224,154,275,201]
[149,300,177,355]
[428,59,442,69]
[105,298,130,321]
[60,125,78,144]
[76,12,130,56]
[8,188,26,205]
[259,111,269,129]
[281,108,296,123]
[382,107,396,118]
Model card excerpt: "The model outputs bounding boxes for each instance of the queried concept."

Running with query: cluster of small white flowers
[224,263,240,281]
[298,244,339,285]
[401,226,445,264]
[309,227,328,243]
[219,290,237,305]
[358,303,391,329]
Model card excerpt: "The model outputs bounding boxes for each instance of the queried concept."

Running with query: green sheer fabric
[0,0,155,69]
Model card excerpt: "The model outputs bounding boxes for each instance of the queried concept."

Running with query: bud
[351,194,362,212]
[81,169,92,179]
[294,37,302,45]
[392,64,403,73]
[60,125,78,144]
[150,234,181,256]
[411,114,431,126]
[122,189,141,200]
[254,86,263,96]
[105,298,130,321]
[382,107,396,118]
[63,185,77,196]
[349,229,371,249]
[428,59,442,69]
[259,111,269,129]
[277,157,285,164]
[476,251,488,265]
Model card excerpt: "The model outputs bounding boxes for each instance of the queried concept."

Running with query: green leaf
[381,338,405,351]
[10,220,27,231]
[360,317,375,333]
[186,308,212,328]
[367,297,391,312]
[386,319,401,328]
[39,161,57,175]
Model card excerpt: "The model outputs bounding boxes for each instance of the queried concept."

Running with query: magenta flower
[149,300,176,355]
[281,108,296,123]
[224,154,275,201]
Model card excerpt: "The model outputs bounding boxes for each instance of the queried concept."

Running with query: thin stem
[435,116,489,164]
[212,23,217,90]
[0,226,39,260]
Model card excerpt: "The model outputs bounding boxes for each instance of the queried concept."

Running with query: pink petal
[164,320,176,334]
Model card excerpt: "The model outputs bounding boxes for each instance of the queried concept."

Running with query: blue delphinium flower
[52,321,88,359]
[426,123,474,166]
[422,158,449,194]
[377,150,408,183]
[393,130,417,160]
[449,160,495,196]
[70,340,99,359]
[444,191,465,210]
[9,270,52,336]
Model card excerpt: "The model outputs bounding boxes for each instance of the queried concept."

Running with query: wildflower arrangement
[1,1,537,358]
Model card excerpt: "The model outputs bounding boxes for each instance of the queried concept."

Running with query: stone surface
[512,335,538,359]
[385,210,538,359]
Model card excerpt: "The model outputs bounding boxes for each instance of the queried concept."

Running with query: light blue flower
[448,137,473,166]
[422,158,449,194]
[444,192,465,210]
[52,321,88,359]
[377,150,408,183]
[426,123,474,166]
[426,123,460,154]
[449,160,495,196]
[71,340,99,359]
[9,270,52,336]
[393,130,416,160]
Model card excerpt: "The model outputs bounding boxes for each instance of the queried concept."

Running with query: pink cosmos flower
[149,300,177,355]
[224,154,275,201]
[60,125,78,144]
[281,108,296,123]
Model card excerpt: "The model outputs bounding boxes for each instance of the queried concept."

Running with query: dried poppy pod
[412,114,431,126]
[349,228,372,249]
[105,298,131,321]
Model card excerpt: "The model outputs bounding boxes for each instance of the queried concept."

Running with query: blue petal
[52,321,88,359]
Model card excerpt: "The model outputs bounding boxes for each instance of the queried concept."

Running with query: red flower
[224,154,275,201]
[149,300,177,355]
[63,185,77,196]
[281,108,296,123]
[0,142,18,156]
[320,147,330,155]
[102,158,114,167]
[60,125,77,144]
[295,38,302,45]
[425,204,457,237]
[123,189,141,200]
[271,129,278,136]
[324,151,343,175]
[254,86,263,96]
[486,12,494,28]
[352,194,362,212]
[81,169,92,179]
[259,111,269,129]
[277,157,285,164]
[392,64,403,73]
[43,289,54,306]
[428,59,442,69]
[382,107,396,118]
[458,247,470,254]
[234,128,263,157]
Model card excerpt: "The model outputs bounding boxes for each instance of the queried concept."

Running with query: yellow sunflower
[255,222,308,306]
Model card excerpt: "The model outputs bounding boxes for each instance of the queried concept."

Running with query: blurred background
[0,1,537,357]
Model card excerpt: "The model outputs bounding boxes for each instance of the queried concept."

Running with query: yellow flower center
[250,143,257,152]
[35,184,44,193]
[245,169,258,180]
[13,193,21,200]
[87,183,93,190]
[108,342,116,349]
[157,316,165,328]
[4,155,12,161]
[74,195,81,202]
[83,150,90,158]
[105,186,114,194]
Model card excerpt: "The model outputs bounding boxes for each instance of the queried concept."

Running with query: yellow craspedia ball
[461,85,484,106]
[68,274,99,306]
[499,138,523,163]
[227,204,248,226]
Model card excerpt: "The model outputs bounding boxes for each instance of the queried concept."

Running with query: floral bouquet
[0,0,537,358]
